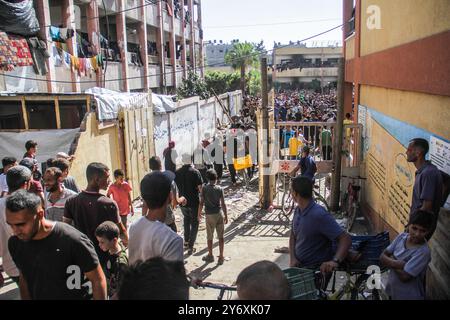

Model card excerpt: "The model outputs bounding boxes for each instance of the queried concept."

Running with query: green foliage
[247,69,261,96]
[224,42,260,71]
[176,71,210,100]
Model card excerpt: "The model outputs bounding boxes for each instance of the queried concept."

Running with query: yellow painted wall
[345,35,355,60]
[360,85,450,140]
[70,113,121,192]
[361,0,450,56]
[363,115,416,233]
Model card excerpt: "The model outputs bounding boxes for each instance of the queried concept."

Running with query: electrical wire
[205,18,341,29]
[0,24,344,84]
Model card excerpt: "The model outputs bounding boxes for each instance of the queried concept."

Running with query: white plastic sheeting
[85,87,150,121]
[152,93,176,114]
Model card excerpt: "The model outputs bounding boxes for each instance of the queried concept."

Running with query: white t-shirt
[0,198,19,277]
[0,174,8,195]
[128,216,184,264]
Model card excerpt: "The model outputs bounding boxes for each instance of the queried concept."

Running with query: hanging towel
[52,44,62,67]
[70,55,79,73]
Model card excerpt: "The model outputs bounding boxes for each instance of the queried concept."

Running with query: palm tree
[224,42,260,96]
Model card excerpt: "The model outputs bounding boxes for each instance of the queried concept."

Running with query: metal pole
[330,57,345,212]
[261,57,271,209]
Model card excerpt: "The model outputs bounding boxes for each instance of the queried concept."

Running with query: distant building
[204,40,237,73]
[272,42,342,90]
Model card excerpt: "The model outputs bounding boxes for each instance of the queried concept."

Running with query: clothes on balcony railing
[0,31,33,71]
[27,37,50,76]
[49,26,75,42]
[51,43,104,77]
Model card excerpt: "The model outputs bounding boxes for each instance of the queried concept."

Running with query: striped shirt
[45,187,77,222]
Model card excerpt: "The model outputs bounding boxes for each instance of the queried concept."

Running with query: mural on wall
[359,106,450,233]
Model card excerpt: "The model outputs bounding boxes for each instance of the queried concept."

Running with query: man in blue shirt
[290,146,317,182]
[406,138,443,238]
[289,176,351,274]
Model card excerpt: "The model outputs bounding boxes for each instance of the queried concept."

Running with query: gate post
[330,58,345,212]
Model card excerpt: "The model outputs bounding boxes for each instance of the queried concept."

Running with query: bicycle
[280,177,330,222]
[340,175,367,232]
[188,276,237,300]
[314,232,390,300]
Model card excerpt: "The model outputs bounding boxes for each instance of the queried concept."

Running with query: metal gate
[273,121,363,212]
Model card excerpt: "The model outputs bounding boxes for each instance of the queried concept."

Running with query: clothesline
[52,42,104,78]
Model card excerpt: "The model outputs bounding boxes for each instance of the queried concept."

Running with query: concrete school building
[0,0,204,94]
[342,0,450,236]
[271,42,342,89]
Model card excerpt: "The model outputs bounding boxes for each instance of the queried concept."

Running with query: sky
[202,0,343,49]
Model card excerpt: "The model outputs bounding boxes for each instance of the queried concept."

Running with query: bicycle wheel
[346,203,359,232]
[314,191,330,212]
[281,190,295,217]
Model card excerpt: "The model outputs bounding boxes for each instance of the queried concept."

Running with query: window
[0,102,24,130]
[59,101,87,129]
[27,101,57,129]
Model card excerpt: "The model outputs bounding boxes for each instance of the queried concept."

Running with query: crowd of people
[275,90,338,123]
[0,102,447,300]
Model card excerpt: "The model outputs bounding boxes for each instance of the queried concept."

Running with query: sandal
[187,247,196,255]
[217,256,225,265]
[202,255,214,263]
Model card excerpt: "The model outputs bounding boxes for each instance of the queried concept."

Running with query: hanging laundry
[97,54,105,69]
[70,55,80,73]
[49,26,74,42]
[9,36,34,67]
[50,26,61,41]
[27,37,50,75]
[85,57,93,77]
[62,51,71,69]
[52,44,63,67]
[79,57,86,77]
[90,56,98,72]
[59,27,68,41]
[0,32,33,71]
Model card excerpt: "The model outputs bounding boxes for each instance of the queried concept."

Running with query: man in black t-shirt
[64,163,127,266]
[6,190,107,300]
[175,154,203,255]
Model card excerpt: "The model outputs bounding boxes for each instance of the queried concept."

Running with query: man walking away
[175,153,203,255]
[128,171,184,264]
